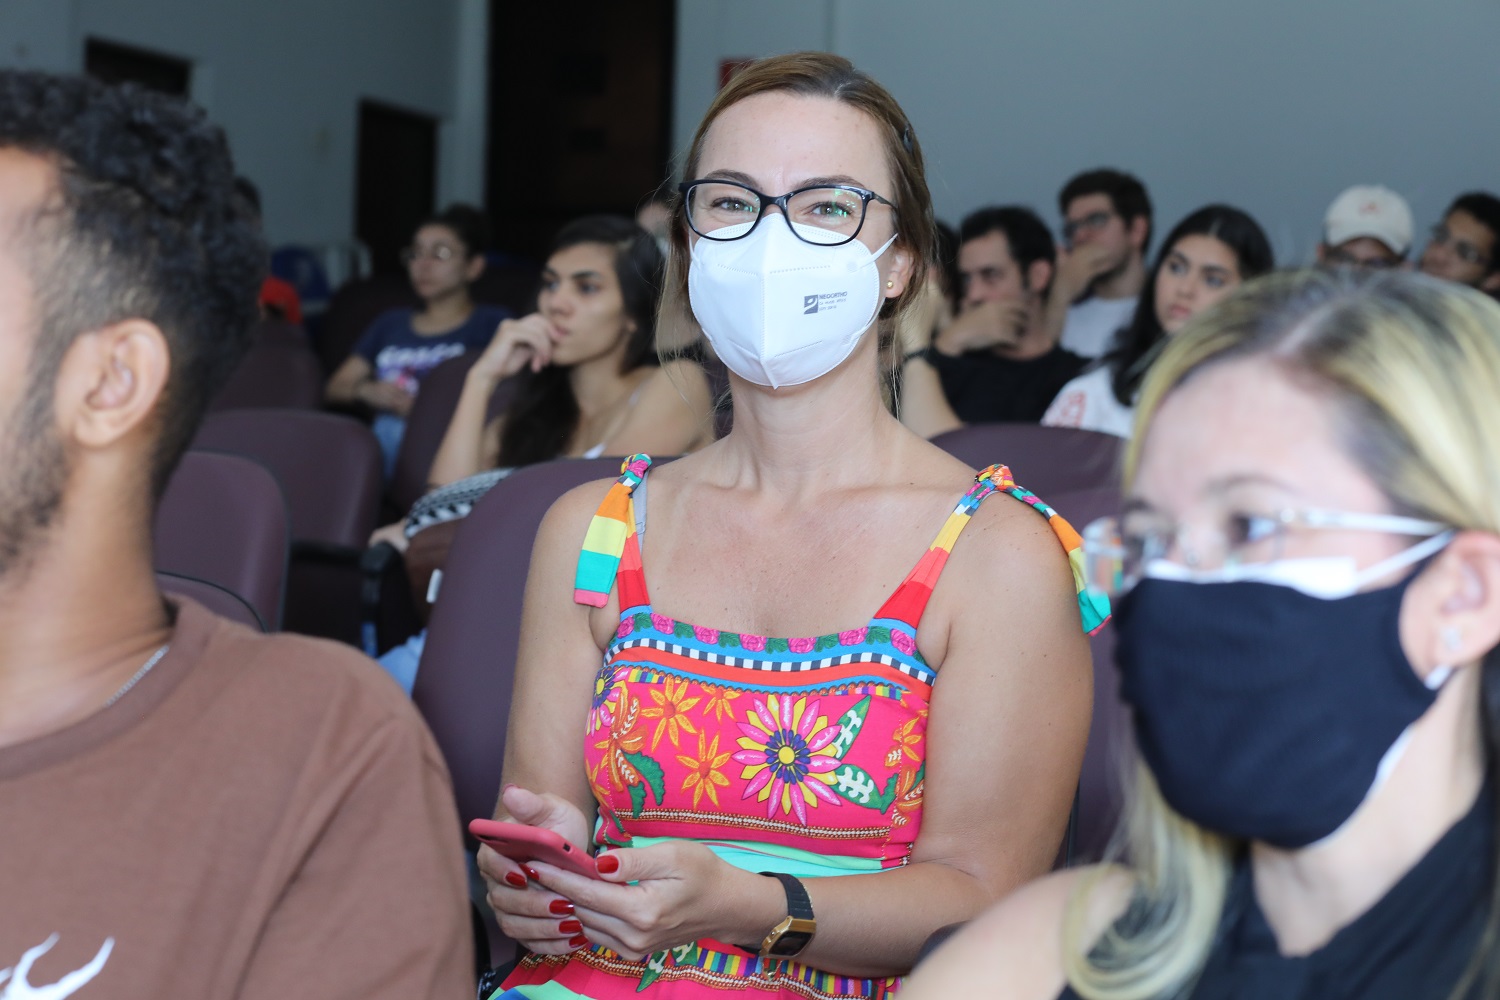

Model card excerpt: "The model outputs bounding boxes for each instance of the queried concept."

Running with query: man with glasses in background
[1042,168,1153,359]
[1420,191,1500,295]
[1316,184,1413,271]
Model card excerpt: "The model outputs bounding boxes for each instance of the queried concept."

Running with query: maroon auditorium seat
[157,570,266,631]
[1042,484,1129,864]
[930,423,1123,496]
[209,320,323,412]
[411,456,630,965]
[155,451,289,630]
[193,410,382,644]
[388,353,519,515]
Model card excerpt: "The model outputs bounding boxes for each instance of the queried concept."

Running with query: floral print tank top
[496,455,1108,1000]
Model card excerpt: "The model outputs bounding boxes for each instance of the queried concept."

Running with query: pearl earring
[885,279,894,289]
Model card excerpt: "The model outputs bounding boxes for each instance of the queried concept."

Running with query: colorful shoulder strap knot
[976,463,1112,635]
[573,454,652,608]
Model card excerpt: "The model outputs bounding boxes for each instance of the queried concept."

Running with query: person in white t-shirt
[1044,169,1153,358]
[1044,204,1274,437]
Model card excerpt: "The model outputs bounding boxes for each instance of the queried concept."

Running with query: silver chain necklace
[102,644,171,709]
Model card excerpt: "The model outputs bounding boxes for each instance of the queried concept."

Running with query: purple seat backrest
[155,451,289,630]
[317,275,421,376]
[193,409,382,550]
[931,424,1123,496]
[156,571,266,631]
[210,323,323,413]
[388,354,521,515]
[1041,484,1129,864]
[412,456,628,834]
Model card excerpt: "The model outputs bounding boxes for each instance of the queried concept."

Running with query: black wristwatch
[758,871,816,959]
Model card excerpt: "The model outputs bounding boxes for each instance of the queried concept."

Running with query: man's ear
[466,253,487,283]
[1127,215,1149,253]
[57,320,171,450]
[1028,259,1054,296]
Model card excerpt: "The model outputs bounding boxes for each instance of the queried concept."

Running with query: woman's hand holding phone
[478,785,596,954]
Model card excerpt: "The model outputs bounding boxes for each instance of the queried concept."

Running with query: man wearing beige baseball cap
[1316,184,1413,269]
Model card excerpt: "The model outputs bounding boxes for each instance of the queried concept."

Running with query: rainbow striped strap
[573,454,652,608]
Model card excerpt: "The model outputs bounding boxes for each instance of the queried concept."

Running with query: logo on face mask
[688,220,896,388]
[802,291,847,315]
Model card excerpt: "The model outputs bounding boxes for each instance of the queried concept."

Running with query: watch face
[768,930,814,957]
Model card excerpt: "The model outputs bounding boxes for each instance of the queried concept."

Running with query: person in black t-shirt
[899,206,1086,436]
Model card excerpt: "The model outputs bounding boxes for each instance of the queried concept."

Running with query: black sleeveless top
[1058,784,1494,1000]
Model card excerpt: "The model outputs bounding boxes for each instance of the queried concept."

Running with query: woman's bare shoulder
[898,866,1135,1000]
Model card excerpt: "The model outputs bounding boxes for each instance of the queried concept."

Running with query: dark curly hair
[0,70,265,499]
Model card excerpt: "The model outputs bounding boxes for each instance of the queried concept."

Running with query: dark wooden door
[487,0,675,260]
[356,100,438,276]
[85,38,192,96]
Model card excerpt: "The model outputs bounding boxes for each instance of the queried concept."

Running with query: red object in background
[259,275,303,325]
[719,58,755,89]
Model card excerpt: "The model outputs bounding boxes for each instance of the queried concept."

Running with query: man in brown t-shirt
[0,72,473,997]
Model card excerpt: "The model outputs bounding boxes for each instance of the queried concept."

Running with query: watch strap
[758,871,816,959]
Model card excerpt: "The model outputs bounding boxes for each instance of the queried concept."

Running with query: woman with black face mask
[902,268,1500,1000]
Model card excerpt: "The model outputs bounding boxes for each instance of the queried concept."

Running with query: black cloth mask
[1115,568,1443,848]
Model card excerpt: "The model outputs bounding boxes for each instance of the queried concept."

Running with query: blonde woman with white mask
[473,52,1104,999]
[903,269,1500,1000]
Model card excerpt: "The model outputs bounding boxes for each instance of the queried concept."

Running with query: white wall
[0,0,488,247]
[674,0,1500,264]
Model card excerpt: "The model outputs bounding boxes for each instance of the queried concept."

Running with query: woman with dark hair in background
[326,203,510,474]
[372,215,713,693]
[1043,204,1274,437]
[427,213,714,486]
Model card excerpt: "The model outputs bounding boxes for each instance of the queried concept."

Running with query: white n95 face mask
[687,220,898,389]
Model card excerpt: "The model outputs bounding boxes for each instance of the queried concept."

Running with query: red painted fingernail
[559,919,582,934]
[503,872,527,889]
[522,865,540,881]
[569,934,589,947]
[549,899,575,915]
[596,854,620,874]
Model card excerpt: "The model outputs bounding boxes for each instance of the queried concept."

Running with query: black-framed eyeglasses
[678,179,896,247]
[1061,210,1116,244]
[1429,224,1492,268]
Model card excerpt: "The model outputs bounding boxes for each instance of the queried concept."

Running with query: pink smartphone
[469,819,602,880]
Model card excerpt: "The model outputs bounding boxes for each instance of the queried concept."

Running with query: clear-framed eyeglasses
[678,179,896,247]
[400,244,458,266]
[1081,506,1450,597]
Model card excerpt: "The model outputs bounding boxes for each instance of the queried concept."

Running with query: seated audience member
[1420,191,1500,294]
[903,269,1500,1000]
[1317,184,1412,269]
[233,175,303,324]
[478,52,1100,999]
[372,215,714,693]
[1043,168,1153,358]
[326,204,511,476]
[899,206,1088,436]
[1043,204,1274,437]
[0,71,470,997]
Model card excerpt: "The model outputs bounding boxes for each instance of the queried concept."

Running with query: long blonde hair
[1064,268,1500,1000]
